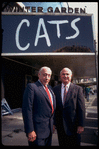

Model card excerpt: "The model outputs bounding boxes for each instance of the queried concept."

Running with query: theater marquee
[2,13,95,54]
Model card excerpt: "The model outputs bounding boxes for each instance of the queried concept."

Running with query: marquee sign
[2,13,95,54]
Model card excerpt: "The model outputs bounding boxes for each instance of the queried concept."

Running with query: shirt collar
[62,82,71,89]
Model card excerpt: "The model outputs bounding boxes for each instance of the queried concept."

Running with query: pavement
[81,94,98,146]
[1,93,98,146]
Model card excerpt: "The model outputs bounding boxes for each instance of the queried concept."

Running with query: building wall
[1,58,34,109]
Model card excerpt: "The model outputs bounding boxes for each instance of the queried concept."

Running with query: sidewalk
[81,94,98,146]
[2,108,28,146]
[1,94,98,146]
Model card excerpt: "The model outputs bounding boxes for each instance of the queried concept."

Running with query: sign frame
[1,12,95,56]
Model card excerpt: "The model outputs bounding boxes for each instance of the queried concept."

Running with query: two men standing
[22,66,85,146]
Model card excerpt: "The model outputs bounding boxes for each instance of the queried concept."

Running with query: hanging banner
[2,13,95,53]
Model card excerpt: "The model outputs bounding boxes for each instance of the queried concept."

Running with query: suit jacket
[22,81,56,138]
[53,83,85,136]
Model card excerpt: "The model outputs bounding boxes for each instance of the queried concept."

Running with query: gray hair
[60,67,72,75]
[39,66,52,75]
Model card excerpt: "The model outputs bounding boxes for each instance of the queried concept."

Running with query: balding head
[60,67,72,75]
[39,66,52,75]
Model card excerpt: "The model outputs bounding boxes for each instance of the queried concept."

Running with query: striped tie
[63,85,68,105]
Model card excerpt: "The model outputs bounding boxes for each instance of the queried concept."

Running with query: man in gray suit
[53,67,85,146]
[22,66,56,146]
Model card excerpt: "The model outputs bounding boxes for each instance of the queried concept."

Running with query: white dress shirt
[61,82,71,104]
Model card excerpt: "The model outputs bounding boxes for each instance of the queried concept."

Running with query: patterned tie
[63,85,68,105]
[45,86,54,114]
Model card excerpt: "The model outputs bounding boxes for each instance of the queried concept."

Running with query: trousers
[57,126,81,147]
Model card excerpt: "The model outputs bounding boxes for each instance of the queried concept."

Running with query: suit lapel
[58,84,63,107]
[48,86,56,109]
[36,81,53,107]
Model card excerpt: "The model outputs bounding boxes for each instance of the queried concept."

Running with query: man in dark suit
[22,66,56,146]
[53,67,85,146]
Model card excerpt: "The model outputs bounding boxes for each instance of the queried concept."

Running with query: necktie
[63,85,68,105]
[45,86,54,114]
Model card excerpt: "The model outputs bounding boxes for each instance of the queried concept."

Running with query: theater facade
[1,11,96,109]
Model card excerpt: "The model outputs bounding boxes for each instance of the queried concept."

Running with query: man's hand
[53,125,56,133]
[77,126,84,134]
[28,131,37,142]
